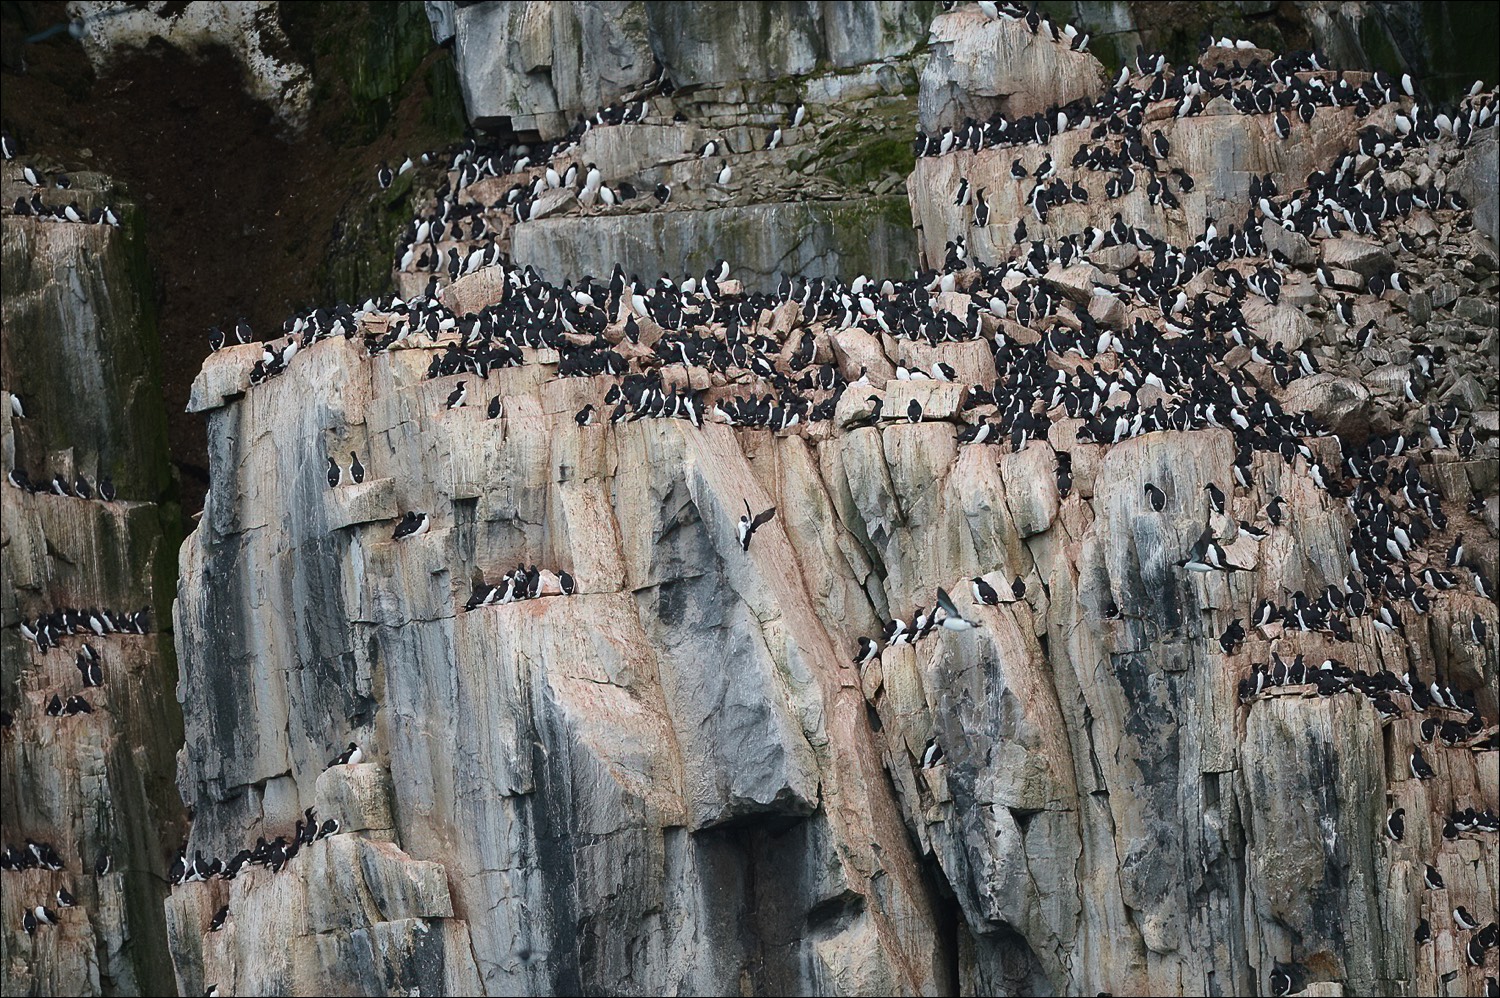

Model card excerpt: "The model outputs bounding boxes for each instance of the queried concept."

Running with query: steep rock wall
[1,174,183,995]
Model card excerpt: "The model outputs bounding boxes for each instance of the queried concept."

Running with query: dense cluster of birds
[4,135,122,226]
[17,604,151,653]
[386,58,801,288]
[6,4,1497,992]
[2,832,115,941]
[464,563,576,609]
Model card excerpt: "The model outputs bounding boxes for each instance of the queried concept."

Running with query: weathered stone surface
[1320,236,1395,278]
[1278,372,1374,437]
[918,8,1106,132]
[511,197,916,291]
[2,187,182,996]
[453,1,655,136]
[1451,129,1498,245]
[316,763,395,833]
[171,334,949,995]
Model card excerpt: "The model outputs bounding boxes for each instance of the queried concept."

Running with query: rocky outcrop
[1,178,183,996]
[173,332,949,994]
[448,0,935,135]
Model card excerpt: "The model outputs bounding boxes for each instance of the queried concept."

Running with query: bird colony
[5,2,1500,996]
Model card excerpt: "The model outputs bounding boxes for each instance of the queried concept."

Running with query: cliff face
[1,172,183,995]
[165,6,1499,995]
[3,2,1498,997]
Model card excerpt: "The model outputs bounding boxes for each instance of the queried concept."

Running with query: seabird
[392,511,429,540]
[972,577,1000,605]
[907,399,922,423]
[1385,807,1405,840]
[934,587,976,630]
[349,453,365,484]
[326,456,342,488]
[1144,483,1166,511]
[328,742,364,768]
[445,381,467,409]
[559,571,575,595]
[854,636,880,667]
[737,500,776,551]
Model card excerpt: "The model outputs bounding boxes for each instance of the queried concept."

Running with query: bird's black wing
[752,506,777,530]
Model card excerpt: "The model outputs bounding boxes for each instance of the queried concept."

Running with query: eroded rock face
[448,0,936,135]
[173,334,949,995]
[1,195,182,996]
[9,3,1498,998]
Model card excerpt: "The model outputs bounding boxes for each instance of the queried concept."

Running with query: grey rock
[1319,236,1394,278]
[919,9,1106,132]
[511,197,917,291]
[454,1,656,137]
[1451,130,1498,245]
[1278,372,1373,437]
[424,0,454,44]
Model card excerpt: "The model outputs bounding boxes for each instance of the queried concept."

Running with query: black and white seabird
[1423,864,1445,889]
[55,887,75,908]
[349,453,365,484]
[445,381,467,409]
[1204,482,1225,513]
[487,396,503,419]
[329,742,364,768]
[1144,483,1166,511]
[854,636,880,667]
[326,456,342,488]
[972,577,1000,605]
[1385,807,1405,840]
[737,500,776,551]
[1455,906,1481,930]
[393,511,429,540]
[907,399,923,423]
[209,905,229,932]
[1410,747,1435,780]
[934,587,976,630]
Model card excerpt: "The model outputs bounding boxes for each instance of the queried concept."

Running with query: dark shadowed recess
[1,0,466,513]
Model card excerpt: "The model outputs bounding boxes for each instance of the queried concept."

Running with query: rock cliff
[3,2,1499,997]
[2,172,183,994]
